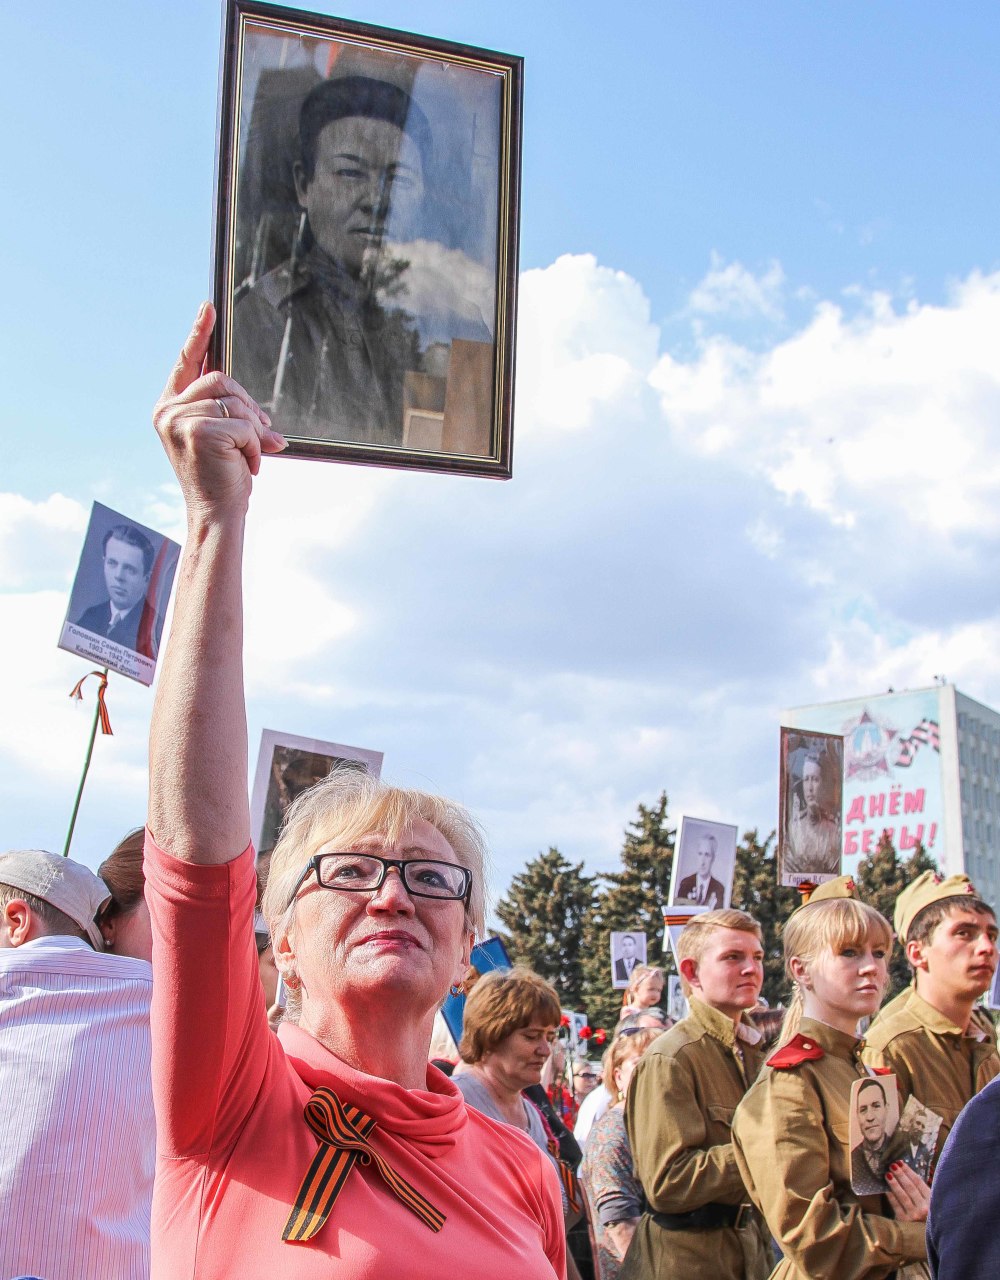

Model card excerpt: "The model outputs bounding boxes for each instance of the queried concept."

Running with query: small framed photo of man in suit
[668,817,738,910]
[610,931,648,989]
[58,502,181,686]
[212,0,522,479]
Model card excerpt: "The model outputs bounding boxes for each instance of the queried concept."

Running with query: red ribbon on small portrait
[69,670,113,735]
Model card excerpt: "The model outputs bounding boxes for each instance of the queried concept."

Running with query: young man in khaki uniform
[863,871,999,1164]
[622,909,771,1280]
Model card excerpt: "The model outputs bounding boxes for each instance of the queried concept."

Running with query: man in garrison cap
[863,870,999,1167]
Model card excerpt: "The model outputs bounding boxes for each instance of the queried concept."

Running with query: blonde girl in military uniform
[731,879,930,1279]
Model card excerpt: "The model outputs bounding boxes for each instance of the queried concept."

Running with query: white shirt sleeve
[573,1083,610,1146]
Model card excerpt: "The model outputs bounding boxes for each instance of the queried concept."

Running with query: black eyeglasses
[287,852,473,908]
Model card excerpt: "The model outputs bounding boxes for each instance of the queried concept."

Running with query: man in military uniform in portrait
[783,754,841,878]
[234,75,428,446]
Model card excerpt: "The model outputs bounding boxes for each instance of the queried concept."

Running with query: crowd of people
[4,310,1000,1280]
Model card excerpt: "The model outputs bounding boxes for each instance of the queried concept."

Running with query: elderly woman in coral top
[144,305,565,1280]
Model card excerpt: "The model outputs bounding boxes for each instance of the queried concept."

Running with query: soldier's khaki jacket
[863,985,999,1162]
[731,1017,926,1280]
[622,998,771,1280]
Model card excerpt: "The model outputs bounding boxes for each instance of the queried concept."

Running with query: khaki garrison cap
[894,870,980,943]
[787,874,859,919]
[807,875,859,905]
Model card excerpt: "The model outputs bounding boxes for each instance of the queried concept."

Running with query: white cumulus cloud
[652,269,1000,538]
[4,254,1000,890]
[688,252,786,322]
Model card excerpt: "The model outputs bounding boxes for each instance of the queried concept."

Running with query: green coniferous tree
[579,793,675,1033]
[731,828,799,1008]
[854,829,938,1000]
[494,846,595,1009]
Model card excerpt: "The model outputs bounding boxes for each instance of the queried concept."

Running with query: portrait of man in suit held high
[59,501,180,687]
[669,816,738,911]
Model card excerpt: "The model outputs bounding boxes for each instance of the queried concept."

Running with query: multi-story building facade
[782,684,1000,909]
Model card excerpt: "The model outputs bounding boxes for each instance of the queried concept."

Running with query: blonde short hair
[261,768,489,942]
[602,1027,661,1099]
[623,963,666,1005]
[458,967,561,1064]
[676,909,762,997]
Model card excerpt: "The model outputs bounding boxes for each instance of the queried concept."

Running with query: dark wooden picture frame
[212,0,522,478]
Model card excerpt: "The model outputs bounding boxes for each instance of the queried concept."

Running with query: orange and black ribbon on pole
[283,1088,445,1244]
[69,670,112,735]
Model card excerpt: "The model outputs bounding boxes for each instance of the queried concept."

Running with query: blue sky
[3,2,1000,902]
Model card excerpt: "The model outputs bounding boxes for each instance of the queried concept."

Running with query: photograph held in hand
[213,1,522,477]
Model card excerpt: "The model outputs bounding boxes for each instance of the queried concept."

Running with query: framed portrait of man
[249,728,384,860]
[212,0,522,478]
[58,501,181,687]
[778,727,845,888]
[668,816,738,910]
[609,930,648,989]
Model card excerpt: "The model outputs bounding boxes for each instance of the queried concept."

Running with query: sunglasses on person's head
[287,851,472,908]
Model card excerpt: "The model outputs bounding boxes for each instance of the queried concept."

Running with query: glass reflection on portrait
[231,34,499,457]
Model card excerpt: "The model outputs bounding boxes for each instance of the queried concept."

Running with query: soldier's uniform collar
[798,1016,865,1061]
[906,987,990,1040]
[689,996,763,1048]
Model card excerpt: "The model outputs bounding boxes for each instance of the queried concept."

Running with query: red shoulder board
[767,1033,825,1069]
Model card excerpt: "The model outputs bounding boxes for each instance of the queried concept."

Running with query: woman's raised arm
[148,302,286,864]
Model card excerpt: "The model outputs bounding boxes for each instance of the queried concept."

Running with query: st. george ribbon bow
[283,1087,446,1244]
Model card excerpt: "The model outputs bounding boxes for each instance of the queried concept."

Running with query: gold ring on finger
[216,397,231,419]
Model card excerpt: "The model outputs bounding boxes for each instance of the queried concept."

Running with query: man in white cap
[0,849,154,1280]
[863,870,999,1170]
